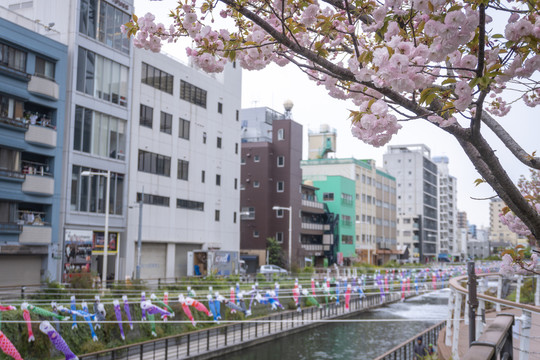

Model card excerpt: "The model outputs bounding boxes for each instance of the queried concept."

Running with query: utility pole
[136,187,144,280]
[467,261,478,346]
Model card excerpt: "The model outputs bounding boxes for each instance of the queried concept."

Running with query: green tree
[267,237,285,268]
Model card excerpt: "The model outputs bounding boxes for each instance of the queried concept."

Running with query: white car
[258,264,288,275]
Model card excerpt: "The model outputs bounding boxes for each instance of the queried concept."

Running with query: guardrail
[463,313,514,360]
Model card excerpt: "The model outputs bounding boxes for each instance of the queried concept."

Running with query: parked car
[258,264,288,275]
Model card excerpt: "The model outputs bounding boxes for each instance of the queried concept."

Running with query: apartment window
[276,209,284,218]
[160,111,172,134]
[70,165,124,214]
[253,231,259,237]
[201,170,205,183]
[0,95,24,122]
[76,47,128,106]
[253,181,260,188]
[233,211,237,223]
[341,193,353,205]
[177,159,189,180]
[141,63,173,94]
[323,192,334,201]
[180,80,207,108]
[79,0,130,53]
[136,193,170,207]
[216,174,221,186]
[203,132,207,144]
[215,210,220,221]
[73,106,126,160]
[35,57,55,80]
[235,143,238,154]
[177,198,204,211]
[179,118,190,140]
[138,150,171,177]
[241,158,246,165]
[234,178,238,189]
[0,42,27,72]
[254,155,260,162]
[342,235,353,244]
[276,232,284,243]
[140,105,153,128]
[277,181,284,192]
[277,156,285,167]
[241,207,255,220]
[277,128,284,140]
[236,110,239,121]
[217,137,222,148]
[218,102,223,114]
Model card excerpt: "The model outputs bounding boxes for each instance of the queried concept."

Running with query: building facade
[125,49,242,279]
[239,107,305,269]
[0,14,67,285]
[489,198,528,247]
[383,144,438,263]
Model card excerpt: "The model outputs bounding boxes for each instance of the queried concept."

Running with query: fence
[80,292,402,360]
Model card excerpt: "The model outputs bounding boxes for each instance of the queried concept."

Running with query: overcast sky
[134,0,539,228]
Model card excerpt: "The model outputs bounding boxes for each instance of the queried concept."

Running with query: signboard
[92,231,119,254]
[64,229,93,273]
[337,252,344,266]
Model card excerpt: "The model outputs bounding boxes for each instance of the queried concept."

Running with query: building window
[276,232,284,243]
[140,104,153,128]
[216,174,221,186]
[76,47,128,106]
[234,178,238,189]
[241,207,255,220]
[241,158,246,165]
[276,209,284,218]
[176,198,204,211]
[79,0,130,53]
[323,192,334,201]
[253,181,260,188]
[218,102,223,114]
[342,235,353,244]
[277,156,285,167]
[254,155,260,162]
[341,193,353,205]
[253,231,259,237]
[233,211,237,223]
[141,62,173,94]
[138,150,171,177]
[179,118,190,140]
[35,57,55,80]
[70,165,124,214]
[277,181,284,192]
[160,111,172,134]
[0,42,27,72]
[203,132,207,144]
[201,170,205,183]
[177,159,189,180]
[235,143,238,154]
[236,110,239,121]
[73,106,126,160]
[180,80,207,108]
[0,95,24,122]
[136,193,170,207]
[215,210,220,221]
[217,137,222,148]
[277,128,284,140]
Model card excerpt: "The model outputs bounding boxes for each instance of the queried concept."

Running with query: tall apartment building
[383,144,438,263]
[489,198,528,247]
[240,106,317,269]
[302,127,397,265]
[8,0,134,281]
[457,211,469,260]
[433,156,459,261]
[0,14,67,285]
[125,49,242,279]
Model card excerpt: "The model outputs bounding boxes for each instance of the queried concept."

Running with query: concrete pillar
[516,275,523,304]
[452,293,462,360]
[519,311,532,360]
[166,243,175,279]
[445,290,455,346]
[496,275,502,311]
[535,275,540,306]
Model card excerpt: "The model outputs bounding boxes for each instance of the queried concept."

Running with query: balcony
[25,124,57,148]
[27,75,59,100]
[0,115,28,131]
[0,168,25,181]
[22,174,54,196]
[301,244,331,252]
[301,199,325,213]
[301,222,324,231]
[19,225,52,245]
[0,222,22,234]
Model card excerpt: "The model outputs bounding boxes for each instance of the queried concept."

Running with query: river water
[225,289,450,360]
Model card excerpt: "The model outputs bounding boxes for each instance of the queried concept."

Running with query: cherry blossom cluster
[351,100,402,147]
[500,253,539,277]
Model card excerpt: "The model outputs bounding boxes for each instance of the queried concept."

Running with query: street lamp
[80,170,110,287]
[272,206,292,270]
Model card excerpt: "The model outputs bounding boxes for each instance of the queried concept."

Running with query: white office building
[383,144,438,262]
[125,49,242,279]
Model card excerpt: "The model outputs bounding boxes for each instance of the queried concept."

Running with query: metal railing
[463,313,514,360]
[79,292,401,360]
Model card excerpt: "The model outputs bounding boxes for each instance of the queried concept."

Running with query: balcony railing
[301,199,324,210]
[0,116,28,130]
[19,224,52,244]
[25,124,57,148]
[27,75,59,100]
[301,244,326,252]
[0,168,25,180]
[301,222,324,231]
[0,222,22,234]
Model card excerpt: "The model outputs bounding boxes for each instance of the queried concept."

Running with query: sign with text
[92,231,119,254]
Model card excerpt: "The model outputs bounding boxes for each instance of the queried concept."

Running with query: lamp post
[80,170,110,288]
[272,206,292,270]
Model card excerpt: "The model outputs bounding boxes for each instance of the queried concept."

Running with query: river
[224,288,450,360]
